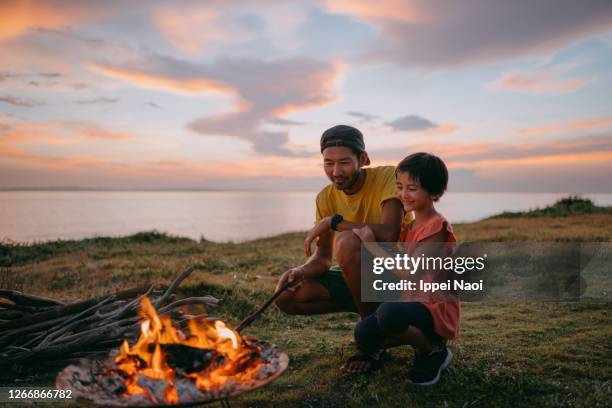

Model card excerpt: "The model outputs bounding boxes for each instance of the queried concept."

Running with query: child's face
[396,171,434,212]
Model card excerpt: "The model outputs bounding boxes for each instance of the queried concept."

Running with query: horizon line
[0,188,611,194]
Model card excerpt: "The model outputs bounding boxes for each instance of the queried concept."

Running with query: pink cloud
[336,1,612,67]
[322,0,431,23]
[153,5,229,54]
[369,134,612,168]
[80,125,131,141]
[515,118,612,136]
[492,70,589,93]
[85,62,240,99]
[0,0,110,41]
[0,121,134,146]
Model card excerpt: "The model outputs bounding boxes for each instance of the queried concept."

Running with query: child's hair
[396,152,448,201]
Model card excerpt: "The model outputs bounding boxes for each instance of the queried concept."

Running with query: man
[274,124,410,318]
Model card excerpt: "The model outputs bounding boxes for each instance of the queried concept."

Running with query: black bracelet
[330,214,343,231]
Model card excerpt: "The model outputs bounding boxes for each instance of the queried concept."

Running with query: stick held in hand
[236,281,293,333]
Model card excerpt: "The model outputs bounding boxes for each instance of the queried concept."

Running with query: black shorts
[313,265,358,312]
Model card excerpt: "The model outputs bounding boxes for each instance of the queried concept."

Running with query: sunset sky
[1,0,611,192]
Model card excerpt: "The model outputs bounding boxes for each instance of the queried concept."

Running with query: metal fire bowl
[55,340,289,407]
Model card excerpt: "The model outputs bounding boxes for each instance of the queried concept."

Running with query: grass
[488,196,611,219]
[1,213,611,407]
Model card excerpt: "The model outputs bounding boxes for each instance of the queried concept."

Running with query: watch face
[331,214,343,230]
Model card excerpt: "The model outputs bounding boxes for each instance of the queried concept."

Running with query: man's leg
[274,279,353,315]
[334,231,378,318]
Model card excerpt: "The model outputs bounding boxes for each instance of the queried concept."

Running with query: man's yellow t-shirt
[315,166,412,227]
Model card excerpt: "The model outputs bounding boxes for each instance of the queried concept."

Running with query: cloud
[265,117,305,126]
[87,53,341,156]
[85,61,240,98]
[0,1,113,42]
[387,114,436,131]
[492,69,590,93]
[449,165,612,193]
[0,0,79,41]
[39,72,62,78]
[369,134,612,166]
[187,58,341,156]
[0,122,69,144]
[78,124,131,140]
[386,114,459,134]
[71,83,89,90]
[0,72,15,82]
[153,4,229,54]
[75,97,119,105]
[0,95,43,107]
[0,144,106,171]
[322,0,431,23]
[347,111,379,123]
[515,118,612,136]
[322,0,612,67]
[0,121,133,145]
[28,80,58,87]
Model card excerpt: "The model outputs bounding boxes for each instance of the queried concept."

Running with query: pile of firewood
[0,266,219,374]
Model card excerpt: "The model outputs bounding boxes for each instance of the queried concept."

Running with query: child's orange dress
[400,213,461,340]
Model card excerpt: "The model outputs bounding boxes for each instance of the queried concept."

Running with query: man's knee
[334,231,361,265]
[274,292,301,315]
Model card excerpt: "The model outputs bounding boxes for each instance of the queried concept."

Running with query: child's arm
[352,226,412,280]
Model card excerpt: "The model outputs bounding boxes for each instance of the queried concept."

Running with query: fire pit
[55,297,288,406]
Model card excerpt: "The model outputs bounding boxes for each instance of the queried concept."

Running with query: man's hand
[304,216,332,257]
[276,266,305,293]
[352,225,375,242]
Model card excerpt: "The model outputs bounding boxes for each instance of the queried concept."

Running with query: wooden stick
[0,290,64,307]
[37,296,117,348]
[153,266,194,307]
[0,301,49,313]
[236,281,292,333]
[158,296,220,314]
[0,285,149,331]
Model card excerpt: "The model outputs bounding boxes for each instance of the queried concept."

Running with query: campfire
[56,295,288,406]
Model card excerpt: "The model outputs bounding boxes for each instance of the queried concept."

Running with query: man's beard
[335,169,361,192]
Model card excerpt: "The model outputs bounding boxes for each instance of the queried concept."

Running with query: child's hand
[352,225,375,242]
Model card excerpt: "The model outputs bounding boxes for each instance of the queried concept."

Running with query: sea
[1,191,611,243]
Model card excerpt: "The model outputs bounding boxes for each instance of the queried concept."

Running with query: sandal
[340,349,386,374]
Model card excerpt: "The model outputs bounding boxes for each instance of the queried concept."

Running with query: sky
[1,0,611,193]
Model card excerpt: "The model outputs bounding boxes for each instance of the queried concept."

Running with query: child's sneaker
[406,345,453,386]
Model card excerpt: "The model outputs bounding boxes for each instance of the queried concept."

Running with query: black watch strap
[330,214,343,231]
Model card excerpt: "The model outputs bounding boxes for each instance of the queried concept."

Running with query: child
[342,152,459,386]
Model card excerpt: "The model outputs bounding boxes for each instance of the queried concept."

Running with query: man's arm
[304,199,403,256]
[276,229,333,291]
[300,231,333,279]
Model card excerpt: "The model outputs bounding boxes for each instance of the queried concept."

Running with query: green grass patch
[488,196,611,219]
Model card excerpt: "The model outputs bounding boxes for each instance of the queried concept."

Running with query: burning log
[0,266,220,375]
[55,296,288,406]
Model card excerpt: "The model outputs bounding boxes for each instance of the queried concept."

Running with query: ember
[56,296,288,406]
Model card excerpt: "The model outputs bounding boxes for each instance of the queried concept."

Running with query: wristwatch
[330,214,343,231]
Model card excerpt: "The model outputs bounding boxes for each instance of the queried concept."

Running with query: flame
[113,297,261,404]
